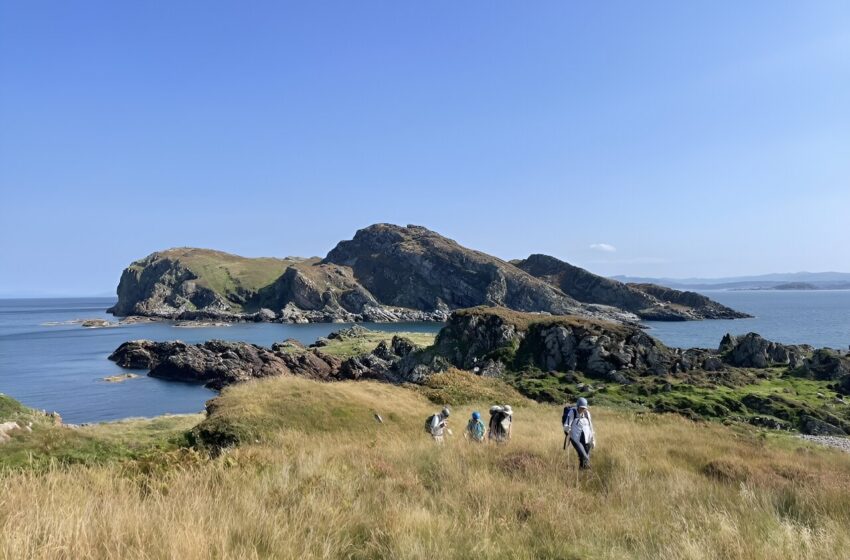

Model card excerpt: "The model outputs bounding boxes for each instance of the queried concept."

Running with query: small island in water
[108,223,751,325]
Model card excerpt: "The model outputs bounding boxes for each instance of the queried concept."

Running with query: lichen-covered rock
[720,333,811,368]
[416,307,678,381]
[338,354,393,381]
[802,349,850,380]
[800,415,846,436]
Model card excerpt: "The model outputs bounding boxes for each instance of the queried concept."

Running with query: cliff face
[108,252,234,317]
[323,224,633,322]
[425,307,681,380]
[109,224,748,324]
[514,254,750,321]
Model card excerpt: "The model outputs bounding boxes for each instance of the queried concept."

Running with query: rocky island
[108,224,748,324]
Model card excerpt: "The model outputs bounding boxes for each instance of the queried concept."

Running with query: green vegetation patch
[151,248,304,307]
[0,393,28,421]
[411,368,530,406]
[0,414,202,472]
[502,366,850,433]
[317,330,436,359]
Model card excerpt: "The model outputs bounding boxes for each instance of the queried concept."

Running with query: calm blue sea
[642,290,850,351]
[0,298,442,424]
[1,292,848,423]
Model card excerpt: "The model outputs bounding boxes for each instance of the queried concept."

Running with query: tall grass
[2,377,850,559]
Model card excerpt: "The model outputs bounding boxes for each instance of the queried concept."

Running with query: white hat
[503,405,513,415]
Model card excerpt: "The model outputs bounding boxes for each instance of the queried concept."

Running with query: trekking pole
[563,433,568,451]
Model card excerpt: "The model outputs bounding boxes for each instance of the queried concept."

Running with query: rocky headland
[513,254,750,321]
[107,224,747,325]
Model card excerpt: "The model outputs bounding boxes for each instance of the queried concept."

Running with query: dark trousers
[570,433,591,469]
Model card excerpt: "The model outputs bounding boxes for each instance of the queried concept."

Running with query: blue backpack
[468,419,485,441]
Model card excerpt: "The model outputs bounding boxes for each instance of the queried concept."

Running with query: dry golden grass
[2,377,850,559]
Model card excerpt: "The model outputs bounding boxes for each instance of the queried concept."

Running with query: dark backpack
[562,406,576,426]
[491,411,507,437]
[424,414,438,434]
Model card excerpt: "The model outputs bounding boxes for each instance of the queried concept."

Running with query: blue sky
[1,1,849,296]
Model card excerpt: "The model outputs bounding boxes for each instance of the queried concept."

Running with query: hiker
[465,411,486,443]
[426,406,452,443]
[563,397,596,469]
[488,405,513,443]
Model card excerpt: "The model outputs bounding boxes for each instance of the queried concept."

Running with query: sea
[0,298,442,424]
[1,291,848,424]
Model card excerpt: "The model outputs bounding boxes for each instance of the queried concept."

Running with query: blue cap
[472,411,481,420]
[577,397,588,408]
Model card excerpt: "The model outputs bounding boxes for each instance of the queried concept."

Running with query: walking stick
[563,433,568,450]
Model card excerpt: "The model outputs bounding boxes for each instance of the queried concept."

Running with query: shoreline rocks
[109,339,344,390]
[719,333,811,368]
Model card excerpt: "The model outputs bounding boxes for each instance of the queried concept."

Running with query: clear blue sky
[1,1,849,296]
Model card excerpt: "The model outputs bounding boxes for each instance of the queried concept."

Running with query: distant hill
[611,271,850,291]
[108,224,749,323]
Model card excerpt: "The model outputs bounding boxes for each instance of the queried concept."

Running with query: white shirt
[430,414,447,437]
[563,408,595,446]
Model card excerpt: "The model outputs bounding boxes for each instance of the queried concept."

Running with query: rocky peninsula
[107,224,748,325]
[110,306,850,437]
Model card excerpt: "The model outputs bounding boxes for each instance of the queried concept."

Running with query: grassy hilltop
[2,374,850,559]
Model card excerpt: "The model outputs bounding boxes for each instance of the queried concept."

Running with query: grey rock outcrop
[108,328,431,389]
[109,253,234,317]
[323,224,637,324]
[109,339,342,390]
[719,333,811,368]
[405,307,680,381]
[802,349,850,380]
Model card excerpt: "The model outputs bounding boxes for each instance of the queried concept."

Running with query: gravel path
[798,434,850,454]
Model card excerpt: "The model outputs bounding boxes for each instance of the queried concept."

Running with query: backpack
[424,414,438,435]
[491,411,507,438]
[562,406,574,426]
[499,412,512,434]
[468,419,485,441]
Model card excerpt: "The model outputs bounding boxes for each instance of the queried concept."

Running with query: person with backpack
[465,411,486,443]
[562,397,596,469]
[488,404,513,443]
[425,407,451,443]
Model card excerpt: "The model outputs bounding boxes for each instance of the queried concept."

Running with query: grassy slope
[317,331,437,359]
[0,394,31,422]
[0,394,201,471]
[153,248,304,308]
[2,377,850,559]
